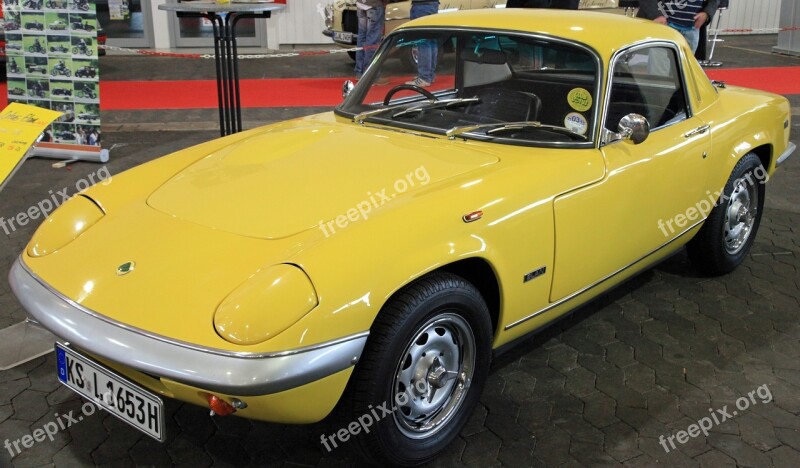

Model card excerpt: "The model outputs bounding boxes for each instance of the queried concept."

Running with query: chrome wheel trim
[392,312,476,439]
[724,176,758,255]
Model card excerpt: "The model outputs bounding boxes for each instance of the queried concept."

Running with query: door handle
[684,125,710,138]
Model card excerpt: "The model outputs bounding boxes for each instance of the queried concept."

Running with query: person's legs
[668,22,700,53]
[681,28,700,53]
[409,3,438,84]
[363,6,384,67]
[355,8,368,77]
[415,40,433,84]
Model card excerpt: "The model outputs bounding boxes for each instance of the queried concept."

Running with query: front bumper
[322,27,357,46]
[776,142,795,167]
[9,258,368,397]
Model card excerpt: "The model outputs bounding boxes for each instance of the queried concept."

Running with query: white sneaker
[405,77,432,87]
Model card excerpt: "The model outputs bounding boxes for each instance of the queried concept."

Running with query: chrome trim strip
[776,142,796,167]
[505,218,704,330]
[9,258,368,396]
[16,258,363,359]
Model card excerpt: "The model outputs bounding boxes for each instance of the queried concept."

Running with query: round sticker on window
[564,112,588,135]
[567,88,592,112]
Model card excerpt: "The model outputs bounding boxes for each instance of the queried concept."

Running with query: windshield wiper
[354,97,479,124]
[392,98,480,119]
[446,121,587,140]
[353,107,399,124]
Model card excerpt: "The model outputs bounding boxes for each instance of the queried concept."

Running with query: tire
[347,50,356,61]
[341,272,492,466]
[400,45,419,72]
[687,152,766,275]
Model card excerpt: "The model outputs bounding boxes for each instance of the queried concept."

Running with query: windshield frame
[335,26,605,149]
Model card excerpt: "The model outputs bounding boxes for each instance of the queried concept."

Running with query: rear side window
[605,45,689,132]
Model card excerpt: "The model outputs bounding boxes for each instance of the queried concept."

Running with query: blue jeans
[355,6,385,77]
[410,2,438,83]
[669,22,700,53]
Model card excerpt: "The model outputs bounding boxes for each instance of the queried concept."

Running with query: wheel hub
[427,358,456,389]
[392,313,475,439]
[723,178,758,255]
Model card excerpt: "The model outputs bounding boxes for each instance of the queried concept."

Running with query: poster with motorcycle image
[4,0,105,162]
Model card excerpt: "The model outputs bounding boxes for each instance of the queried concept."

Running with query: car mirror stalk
[604,113,650,146]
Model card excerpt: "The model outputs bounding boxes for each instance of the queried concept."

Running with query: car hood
[147,120,499,239]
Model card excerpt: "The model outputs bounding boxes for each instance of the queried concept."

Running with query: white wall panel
[276,0,329,44]
[713,0,782,35]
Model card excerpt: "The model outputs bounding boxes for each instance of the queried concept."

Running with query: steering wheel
[383,84,436,105]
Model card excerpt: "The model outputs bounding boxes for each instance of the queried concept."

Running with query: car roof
[396,9,687,61]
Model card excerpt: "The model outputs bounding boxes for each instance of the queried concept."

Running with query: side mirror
[618,113,650,144]
[342,80,355,99]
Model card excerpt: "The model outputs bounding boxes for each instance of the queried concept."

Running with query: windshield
[337,29,601,147]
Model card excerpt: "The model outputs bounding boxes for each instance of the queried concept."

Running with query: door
[96,0,154,48]
[550,43,713,302]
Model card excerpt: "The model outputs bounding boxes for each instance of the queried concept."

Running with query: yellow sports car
[10,9,794,466]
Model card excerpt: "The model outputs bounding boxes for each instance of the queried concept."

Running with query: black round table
[159,1,286,136]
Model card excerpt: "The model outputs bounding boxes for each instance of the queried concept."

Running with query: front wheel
[687,152,766,275]
[341,272,492,465]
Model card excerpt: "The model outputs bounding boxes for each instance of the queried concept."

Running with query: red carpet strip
[1,67,799,110]
[704,67,800,95]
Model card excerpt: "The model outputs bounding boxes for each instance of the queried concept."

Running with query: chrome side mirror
[342,80,355,99]
[618,113,650,144]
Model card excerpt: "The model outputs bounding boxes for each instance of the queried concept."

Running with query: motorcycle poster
[4,0,105,162]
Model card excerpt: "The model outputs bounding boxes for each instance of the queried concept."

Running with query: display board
[0,103,63,192]
[4,0,106,162]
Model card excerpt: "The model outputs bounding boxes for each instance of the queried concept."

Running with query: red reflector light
[462,210,484,223]
[207,394,236,416]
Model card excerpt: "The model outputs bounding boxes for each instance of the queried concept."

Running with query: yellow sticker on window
[568,88,592,112]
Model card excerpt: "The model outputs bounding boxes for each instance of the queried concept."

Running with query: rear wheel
[687,152,766,275]
[400,45,420,71]
[343,272,492,465]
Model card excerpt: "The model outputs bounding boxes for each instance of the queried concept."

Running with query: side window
[605,46,689,132]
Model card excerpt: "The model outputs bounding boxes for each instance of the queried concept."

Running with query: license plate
[334,31,353,43]
[55,343,165,441]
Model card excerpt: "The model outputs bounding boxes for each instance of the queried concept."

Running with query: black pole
[210,14,227,136]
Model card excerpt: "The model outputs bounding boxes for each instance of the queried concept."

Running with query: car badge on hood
[117,261,135,276]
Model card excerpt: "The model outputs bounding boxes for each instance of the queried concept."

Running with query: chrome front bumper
[9,258,368,396]
[776,142,796,167]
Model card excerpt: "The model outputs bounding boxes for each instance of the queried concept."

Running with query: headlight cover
[27,195,104,257]
[214,264,319,346]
